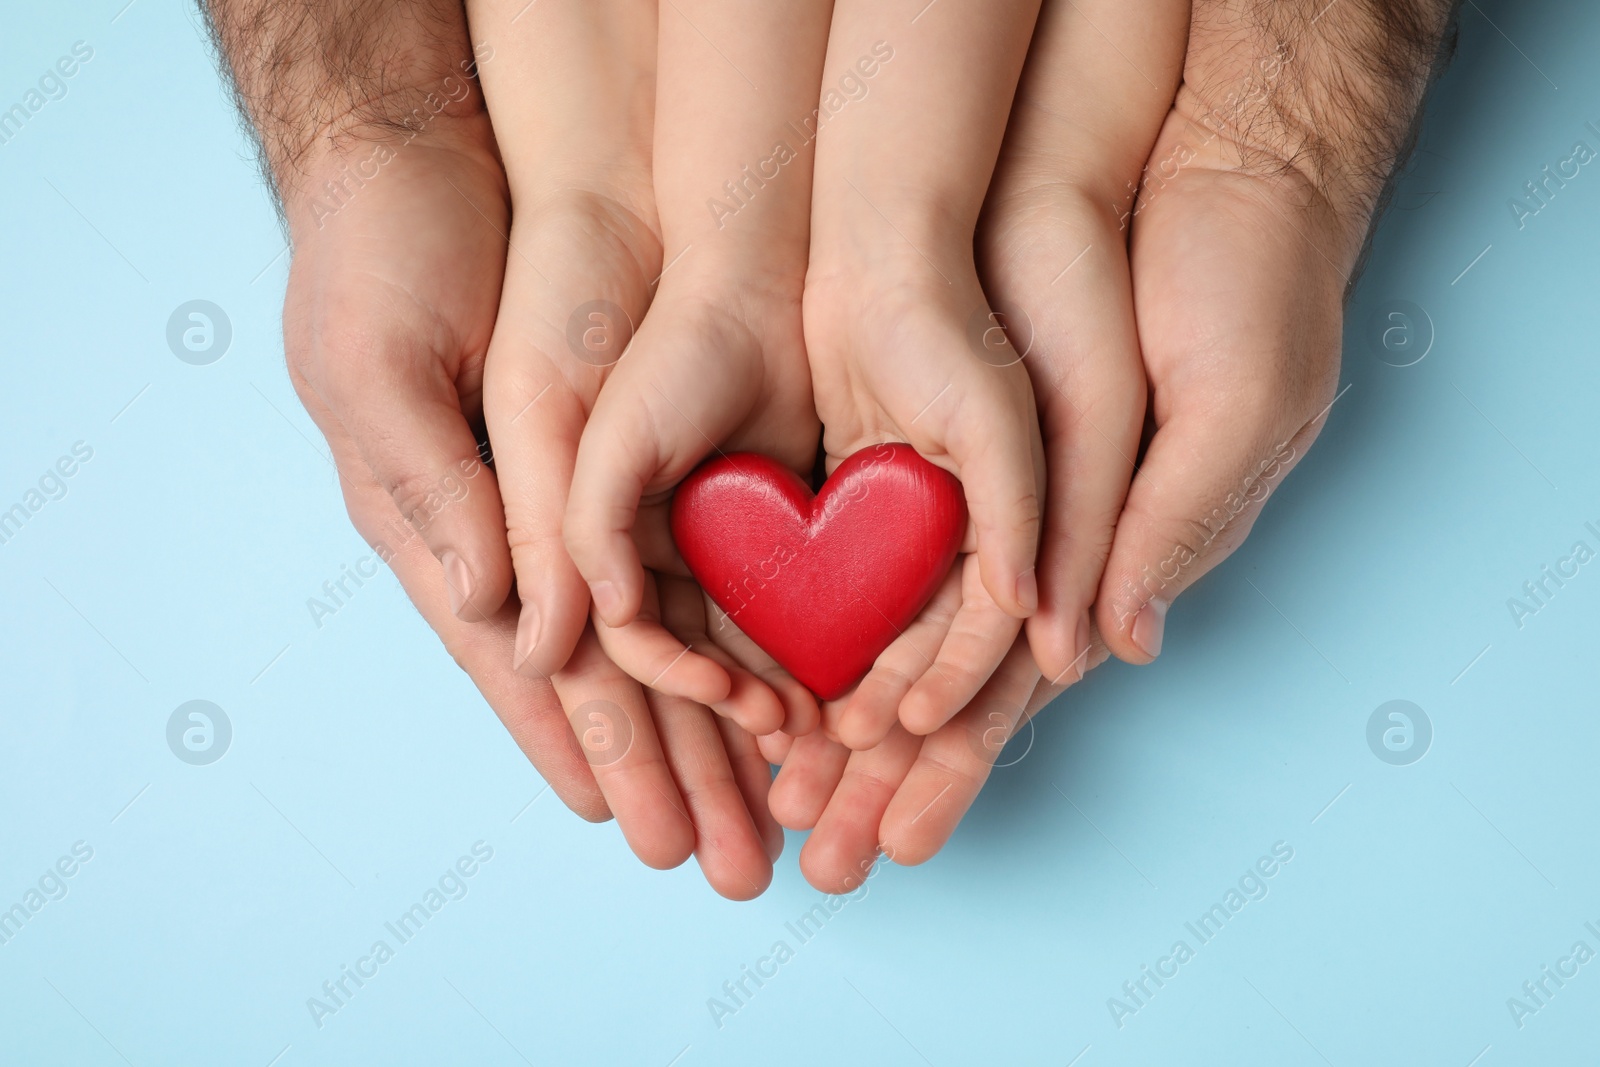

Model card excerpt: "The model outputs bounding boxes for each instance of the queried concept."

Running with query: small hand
[801,262,1045,751]
[563,271,824,738]
[468,0,794,896]
[801,0,1047,750]
[560,0,831,739]
[979,0,1187,683]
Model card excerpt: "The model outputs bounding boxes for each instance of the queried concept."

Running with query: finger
[314,330,514,625]
[939,366,1044,620]
[879,638,1041,865]
[798,727,921,894]
[1024,629,1113,716]
[564,322,761,628]
[593,576,734,707]
[1012,285,1138,672]
[720,717,785,864]
[1006,230,1145,681]
[757,730,794,765]
[552,627,697,869]
[311,389,608,822]
[767,731,851,831]
[833,564,962,751]
[1095,401,1323,664]
[696,591,820,737]
[658,576,785,736]
[899,555,1023,736]
[483,347,594,680]
[651,690,774,900]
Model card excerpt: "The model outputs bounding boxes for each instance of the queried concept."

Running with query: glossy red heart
[670,443,966,700]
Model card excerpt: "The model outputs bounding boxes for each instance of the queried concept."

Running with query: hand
[208,0,791,897]
[466,0,791,896]
[765,633,1113,892]
[563,266,824,738]
[1093,0,1456,661]
[774,0,1180,886]
[279,111,608,820]
[801,0,1047,751]
[562,0,831,737]
[980,0,1187,683]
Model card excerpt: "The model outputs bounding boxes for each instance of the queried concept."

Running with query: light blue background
[1,2,1596,1064]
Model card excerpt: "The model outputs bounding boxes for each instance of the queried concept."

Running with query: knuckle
[865,659,921,695]
[849,766,906,799]
[920,745,984,791]
[507,525,568,564]
[386,467,458,533]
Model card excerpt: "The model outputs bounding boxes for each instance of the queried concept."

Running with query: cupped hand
[281,113,607,821]
[464,0,792,896]
[769,0,1180,884]
[561,264,824,738]
[980,0,1187,683]
[476,188,795,893]
[1090,0,1425,661]
[801,266,1044,752]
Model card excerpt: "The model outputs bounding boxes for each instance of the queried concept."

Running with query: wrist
[659,193,812,306]
[202,0,491,206]
[656,177,815,295]
[660,241,809,313]
[810,182,978,290]
[272,72,490,203]
[1179,0,1456,234]
[280,111,504,240]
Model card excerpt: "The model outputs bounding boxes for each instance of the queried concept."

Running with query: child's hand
[800,0,1046,750]
[469,0,660,683]
[564,268,826,738]
[563,0,834,736]
[979,0,1187,682]
[468,0,784,897]
[803,272,1043,748]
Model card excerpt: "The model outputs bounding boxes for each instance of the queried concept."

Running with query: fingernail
[589,580,622,624]
[514,600,541,674]
[1015,568,1039,615]
[442,551,475,619]
[1132,599,1168,660]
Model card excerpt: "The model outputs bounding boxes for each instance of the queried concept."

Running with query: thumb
[565,331,761,628]
[1094,394,1333,665]
[315,330,514,624]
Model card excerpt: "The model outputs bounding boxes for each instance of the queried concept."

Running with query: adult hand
[768,0,1457,891]
[766,634,1111,892]
[206,0,788,896]
[199,0,599,814]
[277,102,609,817]
[1094,0,1456,662]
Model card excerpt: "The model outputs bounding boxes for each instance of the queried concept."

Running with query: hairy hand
[1092,0,1458,661]
[200,0,489,207]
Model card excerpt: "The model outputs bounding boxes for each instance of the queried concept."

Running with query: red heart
[670,443,966,700]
